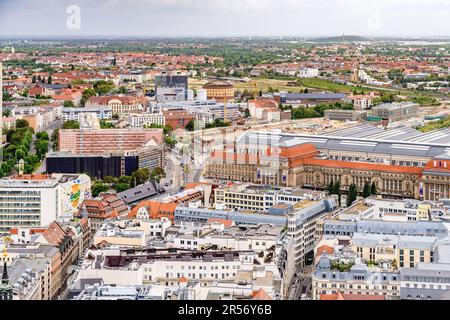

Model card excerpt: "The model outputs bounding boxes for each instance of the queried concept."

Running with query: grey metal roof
[239,128,450,159]
[117,181,158,204]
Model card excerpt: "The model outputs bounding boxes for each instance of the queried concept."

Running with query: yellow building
[351,232,435,268]
[203,80,234,102]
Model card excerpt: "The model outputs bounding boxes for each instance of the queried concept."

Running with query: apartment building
[77,248,265,286]
[174,205,288,226]
[323,219,449,238]
[93,222,146,247]
[78,193,129,236]
[400,262,450,300]
[338,198,431,222]
[168,224,283,254]
[287,198,337,267]
[348,94,373,110]
[3,220,83,299]
[0,254,51,300]
[312,257,400,300]
[161,110,195,130]
[15,105,63,132]
[351,232,435,268]
[129,112,165,127]
[214,183,325,212]
[62,106,113,121]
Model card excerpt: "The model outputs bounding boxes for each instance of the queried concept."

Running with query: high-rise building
[0,173,91,232]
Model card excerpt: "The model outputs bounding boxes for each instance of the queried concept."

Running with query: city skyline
[0,0,449,38]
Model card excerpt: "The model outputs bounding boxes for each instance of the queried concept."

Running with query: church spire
[2,261,9,282]
[0,243,13,300]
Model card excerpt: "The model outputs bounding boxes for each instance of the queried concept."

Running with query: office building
[0,174,91,232]
[58,128,163,155]
[371,102,419,122]
[155,71,189,102]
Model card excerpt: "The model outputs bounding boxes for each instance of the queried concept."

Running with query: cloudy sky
[0,0,449,38]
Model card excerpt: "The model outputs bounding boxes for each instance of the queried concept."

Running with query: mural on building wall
[61,174,91,215]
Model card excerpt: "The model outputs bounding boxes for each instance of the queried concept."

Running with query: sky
[0,0,449,38]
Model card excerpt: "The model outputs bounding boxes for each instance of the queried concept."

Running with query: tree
[2,91,12,101]
[165,135,176,148]
[47,76,52,84]
[334,181,341,195]
[62,120,80,129]
[185,119,195,131]
[2,109,12,117]
[34,139,49,159]
[371,182,378,196]
[32,75,37,83]
[114,182,130,192]
[36,131,49,140]
[103,176,119,184]
[150,167,166,183]
[63,100,75,108]
[81,88,96,107]
[92,181,110,197]
[347,183,357,207]
[117,86,127,94]
[15,119,29,129]
[131,168,150,186]
[93,80,115,95]
[119,175,132,184]
[327,181,335,194]
[163,125,173,135]
[363,181,371,198]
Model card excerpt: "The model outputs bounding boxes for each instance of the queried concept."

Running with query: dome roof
[203,79,233,88]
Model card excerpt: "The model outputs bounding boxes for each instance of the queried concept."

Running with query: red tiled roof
[42,221,66,246]
[303,158,422,174]
[316,244,334,257]
[88,95,145,105]
[207,218,235,228]
[252,289,272,300]
[127,201,178,219]
[320,291,385,300]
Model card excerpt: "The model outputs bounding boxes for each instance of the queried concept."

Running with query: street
[34,119,62,174]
